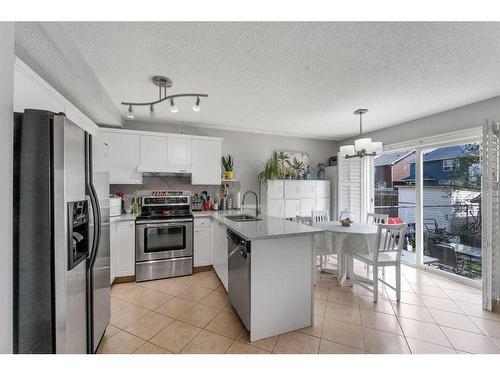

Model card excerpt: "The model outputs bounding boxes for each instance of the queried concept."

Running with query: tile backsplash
[110,176,240,212]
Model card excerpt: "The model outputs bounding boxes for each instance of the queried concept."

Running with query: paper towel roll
[234,191,241,209]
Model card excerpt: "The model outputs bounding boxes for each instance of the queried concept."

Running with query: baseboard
[112,276,136,285]
[193,265,213,273]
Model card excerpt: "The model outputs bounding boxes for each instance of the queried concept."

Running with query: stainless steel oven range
[135,195,193,282]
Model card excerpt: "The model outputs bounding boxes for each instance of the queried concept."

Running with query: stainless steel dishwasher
[227,229,251,330]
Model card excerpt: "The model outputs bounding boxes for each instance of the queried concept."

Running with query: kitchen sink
[225,214,262,222]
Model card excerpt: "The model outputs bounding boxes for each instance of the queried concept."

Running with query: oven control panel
[142,196,190,207]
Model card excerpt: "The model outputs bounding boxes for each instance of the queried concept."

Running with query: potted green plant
[258,158,281,182]
[275,152,289,179]
[286,157,305,180]
[222,155,233,180]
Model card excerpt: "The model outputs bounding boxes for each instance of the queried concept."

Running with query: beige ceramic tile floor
[98,263,500,354]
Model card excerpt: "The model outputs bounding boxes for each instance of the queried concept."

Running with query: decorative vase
[224,171,233,180]
[303,172,310,180]
[317,170,325,180]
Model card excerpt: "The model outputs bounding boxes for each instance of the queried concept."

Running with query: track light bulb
[126,105,134,119]
[149,104,155,117]
[170,98,178,113]
[193,96,201,112]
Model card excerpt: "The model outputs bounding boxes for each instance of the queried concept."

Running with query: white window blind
[482,120,500,311]
[337,154,373,223]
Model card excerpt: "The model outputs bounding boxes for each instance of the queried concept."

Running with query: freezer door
[90,137,111,352]
[57,115,88,353]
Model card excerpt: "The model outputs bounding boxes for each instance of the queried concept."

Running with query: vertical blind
[337,154,373,223]
[482,120,500,311]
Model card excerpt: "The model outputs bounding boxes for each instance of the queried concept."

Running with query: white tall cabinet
[262,180,331,219]
[110,219,136,282]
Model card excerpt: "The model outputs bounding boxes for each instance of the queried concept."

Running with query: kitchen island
[193,210,322,342]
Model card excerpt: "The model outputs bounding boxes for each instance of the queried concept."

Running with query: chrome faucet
[242,190,260,217]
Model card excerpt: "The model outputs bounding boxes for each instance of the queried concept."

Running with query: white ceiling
[61,22,500,140]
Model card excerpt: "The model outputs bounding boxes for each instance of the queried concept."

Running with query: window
[443,159,458,171]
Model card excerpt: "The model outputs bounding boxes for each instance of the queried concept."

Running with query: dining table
[311,221,379,286]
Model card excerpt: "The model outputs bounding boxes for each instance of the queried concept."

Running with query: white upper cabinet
[139,135,168,172]
[266,180,284,199]
[192,139,222,185]
[167,138,192,169]
[284,181,302,199]
[316,180,330,198]
[102,132,142,184]
[99,129,221,185]
[139,135,192,173]
[302,181,316,198]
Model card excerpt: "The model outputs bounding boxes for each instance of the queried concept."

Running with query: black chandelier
[121,76,208,119]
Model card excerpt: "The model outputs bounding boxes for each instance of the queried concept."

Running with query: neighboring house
[403,145,479,186]
[374,150,415,188]
[398,186,480,232]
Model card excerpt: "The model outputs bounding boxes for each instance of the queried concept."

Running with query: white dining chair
[366,212,389,224]
[310,210,337,279]
[312,210,330,223]
[351,223,406,302]
[365,213,389,276]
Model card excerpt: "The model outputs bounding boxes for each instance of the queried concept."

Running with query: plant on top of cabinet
[275,152,290,176]
[286,157,305,180]
[258,158,281,182]
[222,155,234,180]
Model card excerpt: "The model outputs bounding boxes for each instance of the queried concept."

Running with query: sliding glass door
[373,140,482,283]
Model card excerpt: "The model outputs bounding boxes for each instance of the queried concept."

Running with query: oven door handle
[136,220,193,228]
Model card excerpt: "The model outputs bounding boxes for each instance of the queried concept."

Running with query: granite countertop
[193,209,323,241]
[110,213,137,223]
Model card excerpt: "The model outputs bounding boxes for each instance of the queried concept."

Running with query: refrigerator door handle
[88,182,101,268]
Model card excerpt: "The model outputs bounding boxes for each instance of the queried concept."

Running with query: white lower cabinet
[315,197,331,213]
[266,199,284,218]
[194,218,212,267]
[284,199,301,218]
[212,220,228,291]
[111,220,136,281]
[300,198,316,216]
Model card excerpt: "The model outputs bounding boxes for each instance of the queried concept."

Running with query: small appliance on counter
[109,196,122,217]
[191,194,203,211]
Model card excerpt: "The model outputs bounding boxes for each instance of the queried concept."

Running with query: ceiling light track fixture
[339,109,383,159]
[122,76,207,119]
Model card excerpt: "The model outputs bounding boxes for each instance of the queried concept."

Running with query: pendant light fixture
[121,76,207,118]
[339,109,383,158]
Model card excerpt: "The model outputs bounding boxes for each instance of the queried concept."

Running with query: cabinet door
[284,199,301,218]
[167,137,192,168]
[140,135,167,167]
[284,181,302,199]
[102,132,142,184]
[315,198,330,214]
[316,180,330,198]
[266,199,284,218]
[114,221,136,277]
[192,139,221,185]
[302,181,316,198]
[267,180,284,199]
[194,227,212,267]
[300,198,316,216]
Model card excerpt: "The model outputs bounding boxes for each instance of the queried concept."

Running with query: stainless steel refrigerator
[13,109,110,354]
